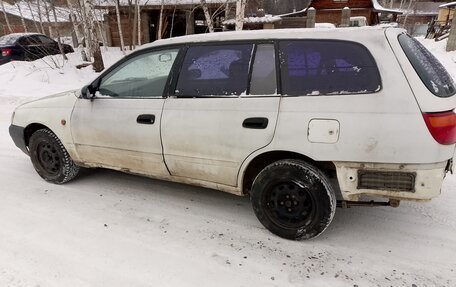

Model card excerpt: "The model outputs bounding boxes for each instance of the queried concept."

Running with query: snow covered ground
[0,37,456,287]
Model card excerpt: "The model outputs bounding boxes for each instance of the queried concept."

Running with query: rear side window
[279,40,381,96]
[175,44,253,97]
[398,33,455,98]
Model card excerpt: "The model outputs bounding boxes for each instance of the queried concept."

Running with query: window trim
[86,44,185,100]
[168,40,278,99]
[277,38,383,97]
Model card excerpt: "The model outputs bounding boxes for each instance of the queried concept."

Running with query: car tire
[29,128,80,184]
[250,159,336,240]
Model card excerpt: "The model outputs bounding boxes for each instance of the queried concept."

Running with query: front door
[71,47,180,177]
[161,43,280,186]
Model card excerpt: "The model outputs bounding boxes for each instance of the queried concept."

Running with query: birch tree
[1,0,13,33]
[235,0,246,31]
[132,0,138,48]
[78,0,92,57]
[114,0,126,54]
[49,0,67,60]
[67,0,88,61]
[36,0,45,33]
[200,0,214,33]
[26,0,40,32]
[84,0,104,72]
[137,1,141,45]
[157,0,164,39]
[15,1,28,32]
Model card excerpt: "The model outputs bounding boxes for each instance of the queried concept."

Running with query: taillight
[1,48,12,57]
[422,111,456,145]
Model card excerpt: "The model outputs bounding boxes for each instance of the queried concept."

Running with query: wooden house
[96,0,237,47]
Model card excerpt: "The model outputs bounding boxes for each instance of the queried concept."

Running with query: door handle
[242,117,268,129]
[137,114,155,125]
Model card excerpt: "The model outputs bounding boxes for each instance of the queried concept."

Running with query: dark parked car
[0,33,74,65]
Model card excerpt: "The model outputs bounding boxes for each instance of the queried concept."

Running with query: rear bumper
[334,161,448,201]
[0,57,11,65]
[9,124,28,155]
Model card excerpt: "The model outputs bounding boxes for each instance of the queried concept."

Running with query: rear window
[0,34,19,45]
[398,33,455,98]
[279,40,381,96]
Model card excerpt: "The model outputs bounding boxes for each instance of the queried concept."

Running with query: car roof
[140,27,405,50]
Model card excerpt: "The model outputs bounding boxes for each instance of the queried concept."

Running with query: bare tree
[114,0,126,54]
[49,0,68,60]
[1,0,13,33]
[200,0,214,32]
[132,0,138,48]
[157,0,164,39]
[137,1,141,45]
[92,0,108,51]
[67,0,88,61]
[15,1,28,32]
[84,0,104,72]
[25,0,40,32]
[235,0,246,31]
[36,0,46,34]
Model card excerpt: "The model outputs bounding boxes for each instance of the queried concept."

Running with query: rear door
[161,43,280,186]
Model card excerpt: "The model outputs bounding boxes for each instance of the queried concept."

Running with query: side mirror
[81,84,95,99]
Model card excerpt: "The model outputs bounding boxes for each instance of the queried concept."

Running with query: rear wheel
[29,129,79,184]
[250,159,336,240]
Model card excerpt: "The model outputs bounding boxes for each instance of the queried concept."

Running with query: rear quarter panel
[259,29,454,165]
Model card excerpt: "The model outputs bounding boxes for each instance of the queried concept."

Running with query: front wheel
[29,129,80,184]
[250,159,336,240]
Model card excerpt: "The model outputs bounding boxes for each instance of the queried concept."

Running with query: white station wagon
[9,28,456,240]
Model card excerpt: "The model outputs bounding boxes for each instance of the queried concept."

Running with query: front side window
[97,48,179,98]
[175,44,254,97]
[279,40,381,96]
[398,33,455,98]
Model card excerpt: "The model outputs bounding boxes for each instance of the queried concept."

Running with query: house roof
[0,0,70,22]
[223,14,281,25]
[371,0,402,14]
[96,0,235,6]
[395,1,441,16]
[440,1,456,8]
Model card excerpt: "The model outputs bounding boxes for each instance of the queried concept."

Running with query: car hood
[16,89,79,110]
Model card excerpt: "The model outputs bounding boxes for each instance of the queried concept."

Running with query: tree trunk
[26,0,40,32]
[79,0,92,58]
[36,0,46,34]
[84,0,104,72]
[115,0,126,54]
[50,0,68,60]
[235,0,246,31]
[127,0,133,50]
[200,0,214,33]
[67,0,88,61]
[137,2,141,45]
[158,0,164,40]
[43,0,51,22]
[1,1,13,33]
[170,5,176,37]
[132,0,138,48]
[16,2,28,33]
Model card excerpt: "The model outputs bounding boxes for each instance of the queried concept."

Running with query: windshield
[398,33,455,98]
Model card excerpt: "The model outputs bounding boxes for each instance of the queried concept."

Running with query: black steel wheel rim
[263,180,318,229]
[35,140,61,176]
